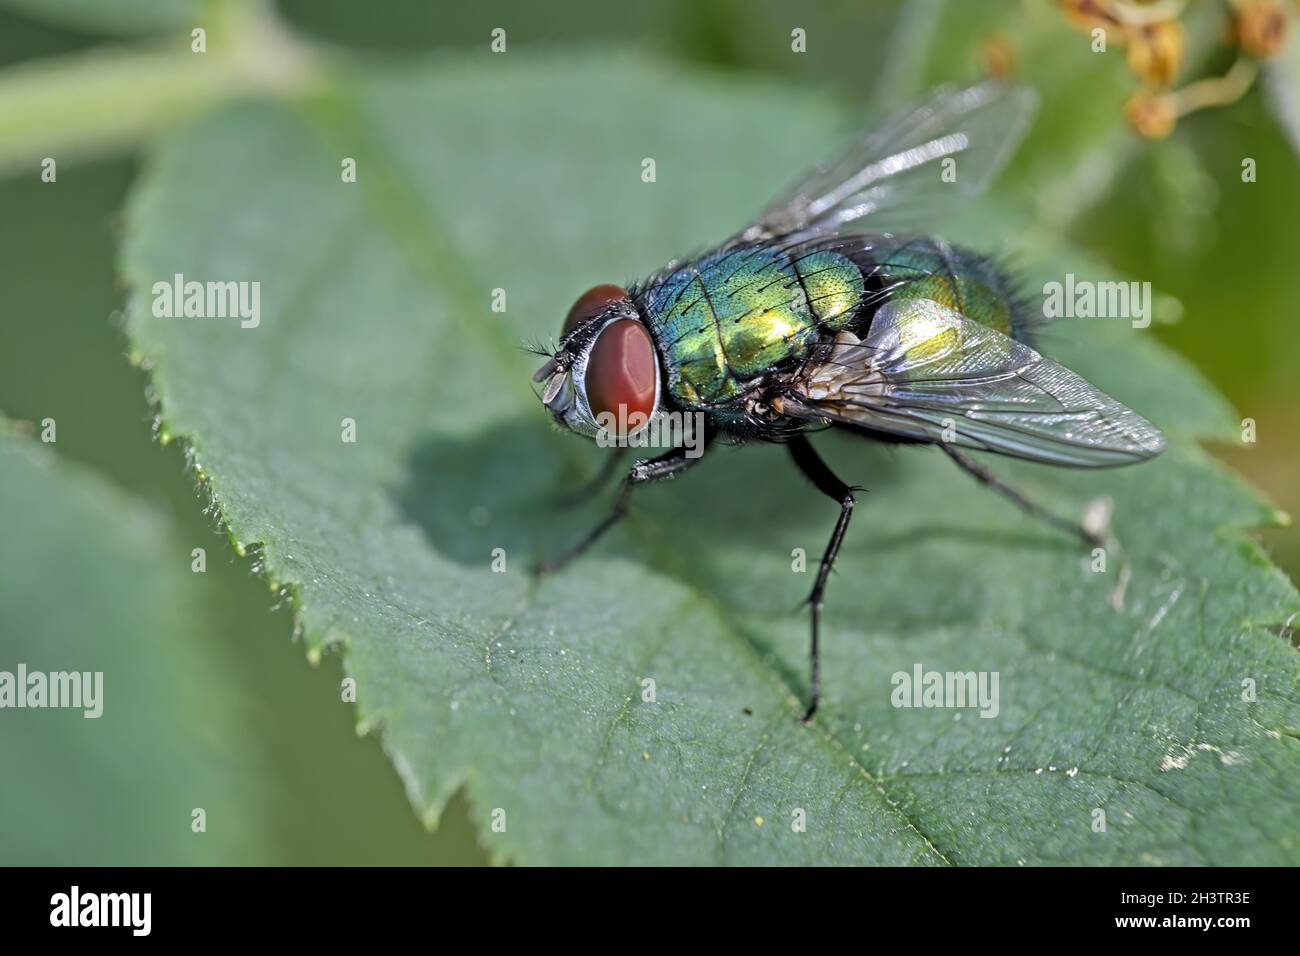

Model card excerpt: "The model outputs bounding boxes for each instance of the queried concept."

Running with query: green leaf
[0,0,322,176]
[122,53,1300,865]
[0,0,206,36]
[0,424,278,864]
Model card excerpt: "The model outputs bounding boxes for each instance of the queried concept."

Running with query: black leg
[535,443,705,577]
[941,444,1102,547]
[788,434,858,723]
[555,447,629,508]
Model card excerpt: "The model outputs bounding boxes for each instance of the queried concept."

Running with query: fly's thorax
[867,237,1029,341]
[640,245,864,408]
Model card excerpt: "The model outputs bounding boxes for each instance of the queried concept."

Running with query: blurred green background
[1,0,1295,865]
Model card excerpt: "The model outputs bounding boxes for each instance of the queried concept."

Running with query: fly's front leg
[941,445,1102,548]
[535,443,704,577]
[788,434,859,723]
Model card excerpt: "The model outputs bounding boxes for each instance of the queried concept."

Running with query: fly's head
[534,284,661,441]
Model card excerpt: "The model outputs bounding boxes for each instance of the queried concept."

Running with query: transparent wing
[779,298,1166,467]
[739,82,1038,244]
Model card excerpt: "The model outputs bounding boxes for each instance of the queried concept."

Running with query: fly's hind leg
[942,445,1136,608]
[534,443,704,577]
[941,444,1103,548]
[788,434,860,724]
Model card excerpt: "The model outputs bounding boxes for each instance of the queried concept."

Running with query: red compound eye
[563,283,630,334]
[585,319,657,434]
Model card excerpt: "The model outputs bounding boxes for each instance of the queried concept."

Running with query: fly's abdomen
[865,237,1031,342]
[641,245,863,407]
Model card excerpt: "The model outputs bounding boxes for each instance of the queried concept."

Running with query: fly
[531,82,1166,722]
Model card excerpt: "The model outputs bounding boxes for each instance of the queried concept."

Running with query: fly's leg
[941,445,1102,548]
[555,447,629,508]
[535,444,704,577]
[788,434,859,724]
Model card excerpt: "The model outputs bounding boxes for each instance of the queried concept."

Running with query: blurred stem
[1171,56,1259,114]
[0,0,324,175]
[868,0,945,110]
[1112,0,1189,26]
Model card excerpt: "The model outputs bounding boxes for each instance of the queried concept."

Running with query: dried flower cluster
[1059,0,1293,138]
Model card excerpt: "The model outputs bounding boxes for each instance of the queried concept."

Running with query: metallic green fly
[532,82,1165,721]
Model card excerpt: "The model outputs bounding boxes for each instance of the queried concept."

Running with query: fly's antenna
[521,336,556,359]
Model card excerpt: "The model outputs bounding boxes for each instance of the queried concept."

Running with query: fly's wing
[778,298,1166,467]
[739,82,1038,244]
